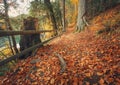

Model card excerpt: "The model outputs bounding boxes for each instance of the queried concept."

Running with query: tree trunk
[4,19,15,55]
[3,0,19,53]
[44,0,58,35]
[8,36,15,55]
[56,0,63,32]
[62,0,66,32]
[19,17,42,59]
[76,0,86,32]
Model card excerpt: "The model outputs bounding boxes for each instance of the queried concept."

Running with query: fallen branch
[25,66,37,82]
[31,48,39,57]
[55,53,66,73]
[10,67,20,76]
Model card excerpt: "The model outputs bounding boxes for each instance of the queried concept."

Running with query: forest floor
[0,5,120,85]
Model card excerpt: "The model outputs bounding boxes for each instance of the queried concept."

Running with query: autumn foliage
[0,4,120,85]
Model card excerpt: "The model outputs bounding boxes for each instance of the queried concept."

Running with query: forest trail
[0,5,120,85]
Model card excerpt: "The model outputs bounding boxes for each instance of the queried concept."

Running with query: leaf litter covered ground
[0,5,120,85]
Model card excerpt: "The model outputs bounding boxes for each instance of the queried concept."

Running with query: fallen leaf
[99,78,104,84]
[50,78,55,84]
[85,73,91,77]
[97,72,103,76]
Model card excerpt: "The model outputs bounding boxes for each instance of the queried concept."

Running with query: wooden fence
[0,30,58,66]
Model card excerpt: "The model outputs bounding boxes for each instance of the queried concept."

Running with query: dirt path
[0,25,119,84]
[0,5,120,85]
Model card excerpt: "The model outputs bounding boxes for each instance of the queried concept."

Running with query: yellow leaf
[50,78,55,84]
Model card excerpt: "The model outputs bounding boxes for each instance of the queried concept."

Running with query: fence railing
[0,30,53,37]
[0,30,56,66]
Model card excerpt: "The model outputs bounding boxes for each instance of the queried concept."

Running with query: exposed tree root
[55,53,66,73]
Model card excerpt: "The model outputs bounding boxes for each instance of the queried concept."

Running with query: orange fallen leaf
[99,78,104,84]
[86,82,90,85]
[32,82,38,85]
[73,78,78,85]
[45,77,51,81]
[108,78,114,83]
[112,39,116,42]
[35,63,41,67]
[116,78,120,83]
[97,65,102,69]
[97,72,103,76]
[85,73,91,77]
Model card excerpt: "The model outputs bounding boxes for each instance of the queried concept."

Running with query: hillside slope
[0,5,120,85]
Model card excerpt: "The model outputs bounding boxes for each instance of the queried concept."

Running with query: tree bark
[76,0,86,32]
[56,0,63,32]
[44,0,58,35]
[62,0,66,32]
[3,0,19,53]
[19,17,42,59]
[8,36,15,55]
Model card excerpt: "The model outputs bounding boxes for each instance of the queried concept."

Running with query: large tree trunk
[57,0,63,32]
[3,0,19,53]
[19,17,42,59]
[76,0,86,32]
[44,0,58,35]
